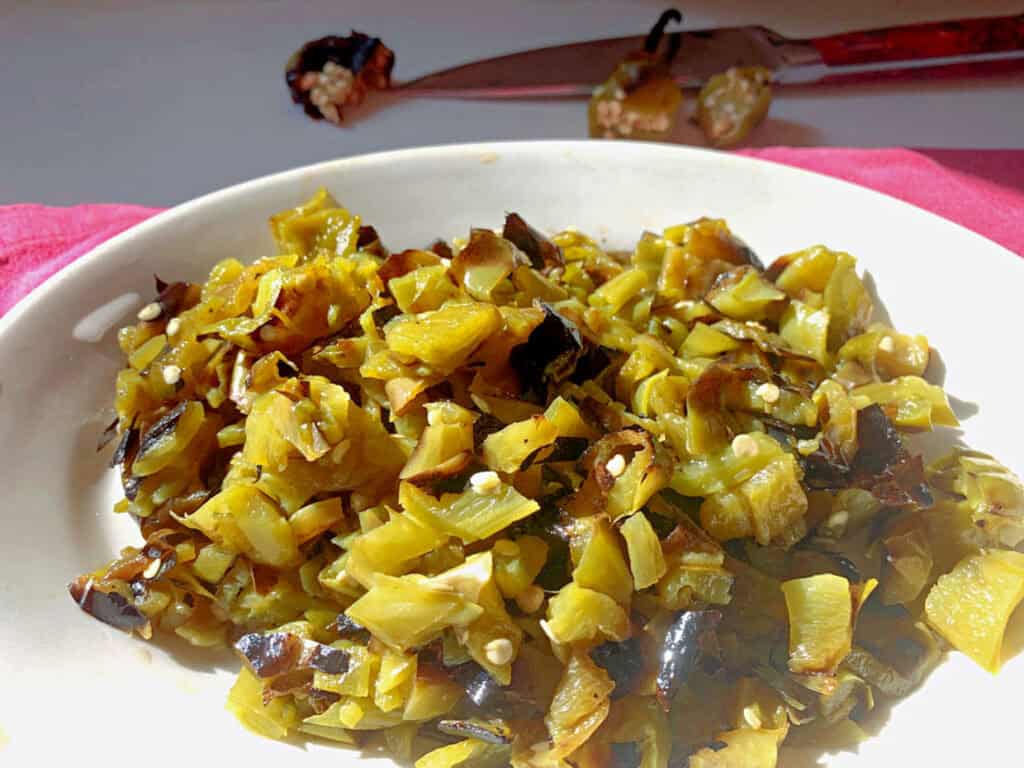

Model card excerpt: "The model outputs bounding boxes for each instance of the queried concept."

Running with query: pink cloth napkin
[0,203,161,316]
[2,148,1022,318]
[739,148,1024,257]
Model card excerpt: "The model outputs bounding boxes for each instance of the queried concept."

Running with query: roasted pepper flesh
[74,188,1016,767]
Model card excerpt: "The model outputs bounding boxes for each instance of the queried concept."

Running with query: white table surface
[3,0,1023,207]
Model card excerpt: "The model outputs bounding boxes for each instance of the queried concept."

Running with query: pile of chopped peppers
[73,190,1024,767]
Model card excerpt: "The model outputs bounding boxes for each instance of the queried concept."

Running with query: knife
[397,14,1024,98]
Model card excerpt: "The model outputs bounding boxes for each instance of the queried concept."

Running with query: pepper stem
[644,8,683,53]
[663,29,683,63]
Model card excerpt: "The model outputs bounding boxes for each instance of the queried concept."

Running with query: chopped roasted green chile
[74,188,1018,765]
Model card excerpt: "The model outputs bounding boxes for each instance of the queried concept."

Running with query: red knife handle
[811,14,1024,66]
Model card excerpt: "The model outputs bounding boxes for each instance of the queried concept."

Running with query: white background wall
[2,0,1022,205]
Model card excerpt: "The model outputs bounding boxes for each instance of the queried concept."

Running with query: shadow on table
[146,629,238,675]
[742,117,826,148]
[783,599,1024,767]
[666,114,825,148]
[778,699,896,768]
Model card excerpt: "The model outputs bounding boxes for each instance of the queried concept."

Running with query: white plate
[0,141,1021,767]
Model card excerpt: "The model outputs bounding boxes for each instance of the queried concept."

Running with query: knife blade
[397,14,1024,98]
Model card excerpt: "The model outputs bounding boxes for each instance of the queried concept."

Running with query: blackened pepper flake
[356,225,382,249]
[450,662,542,718]
[285,32,395,125]
[568,344,616,385]
[236,632,302,678]
[437,719,514,745]
[801,404,933,507]
[135,401,189,458]
[818,550,861,583]
[852,405,932,507]
[153,277,192,319]
[801,436,851,490]
[331,613,371,641]
[472,412,506,450]
[867,453,933,508]
[109,421,139,469]
[235,631,351,678]
[522,436,590,469]
[275,357,300,379]
[590,637,645,699]
[655,610,722,711]
[308,643,350,675]
[508,303,584,396]
[502,213,564,271]
[68,576,149,633]
[451,662,500,708]
[854,404,902,475]
[357,225,387,258]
